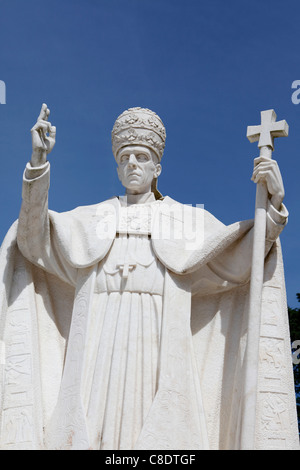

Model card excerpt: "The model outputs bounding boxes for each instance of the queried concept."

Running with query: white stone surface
[0,106,298,450]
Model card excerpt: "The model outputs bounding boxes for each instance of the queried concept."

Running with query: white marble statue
[0,105,298,450]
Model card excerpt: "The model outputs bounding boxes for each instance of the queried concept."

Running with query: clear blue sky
[0,0,299,307]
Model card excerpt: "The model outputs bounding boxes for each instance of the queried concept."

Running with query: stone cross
[247,109,289,154]
[117,256,137,278]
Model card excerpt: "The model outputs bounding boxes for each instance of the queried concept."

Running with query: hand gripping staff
[241,109,288,450]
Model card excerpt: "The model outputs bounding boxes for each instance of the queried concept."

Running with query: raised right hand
[31,103,56,167]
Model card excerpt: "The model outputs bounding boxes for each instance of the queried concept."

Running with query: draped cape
[0,197,298,450]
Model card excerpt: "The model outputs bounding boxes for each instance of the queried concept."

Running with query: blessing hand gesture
[31,103,56,167]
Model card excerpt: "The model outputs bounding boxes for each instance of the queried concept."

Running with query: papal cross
[241,108,289,450]
[247,109,289,155]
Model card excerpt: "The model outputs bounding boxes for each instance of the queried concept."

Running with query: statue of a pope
[0,105,298,450]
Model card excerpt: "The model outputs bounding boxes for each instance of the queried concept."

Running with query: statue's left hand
[251,156,285,211]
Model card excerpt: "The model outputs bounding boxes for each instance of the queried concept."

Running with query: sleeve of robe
[17,161,78,286]
[190,201,288,296]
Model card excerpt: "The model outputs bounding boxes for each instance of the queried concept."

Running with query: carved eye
[120,154,129,163]
[136,154,149,162]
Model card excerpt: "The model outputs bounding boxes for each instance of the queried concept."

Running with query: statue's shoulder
[160,196,224,231]
[52,196,119,219]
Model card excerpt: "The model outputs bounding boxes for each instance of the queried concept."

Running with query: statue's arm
[204,202,287,288]
[17,104,77,286]
[191,216,286,298]
[250,153,288,241]
[265,198,288,242]
[210,155,288,279]
[191,169,288,295]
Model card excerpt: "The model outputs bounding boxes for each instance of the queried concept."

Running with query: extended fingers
[37,103,50,122]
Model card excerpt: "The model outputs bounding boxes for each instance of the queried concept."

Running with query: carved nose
[128,154,137,167]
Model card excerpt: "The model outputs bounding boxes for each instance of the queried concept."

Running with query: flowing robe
[0,161,298,450]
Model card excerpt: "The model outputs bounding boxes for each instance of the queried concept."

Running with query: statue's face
[116,145,161,194]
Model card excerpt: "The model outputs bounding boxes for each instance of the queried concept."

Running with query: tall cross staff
[240,109,288,449]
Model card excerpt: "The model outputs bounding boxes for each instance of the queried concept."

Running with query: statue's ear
[154,163,162,179]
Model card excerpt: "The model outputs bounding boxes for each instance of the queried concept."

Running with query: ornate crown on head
[111,107,166,161]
